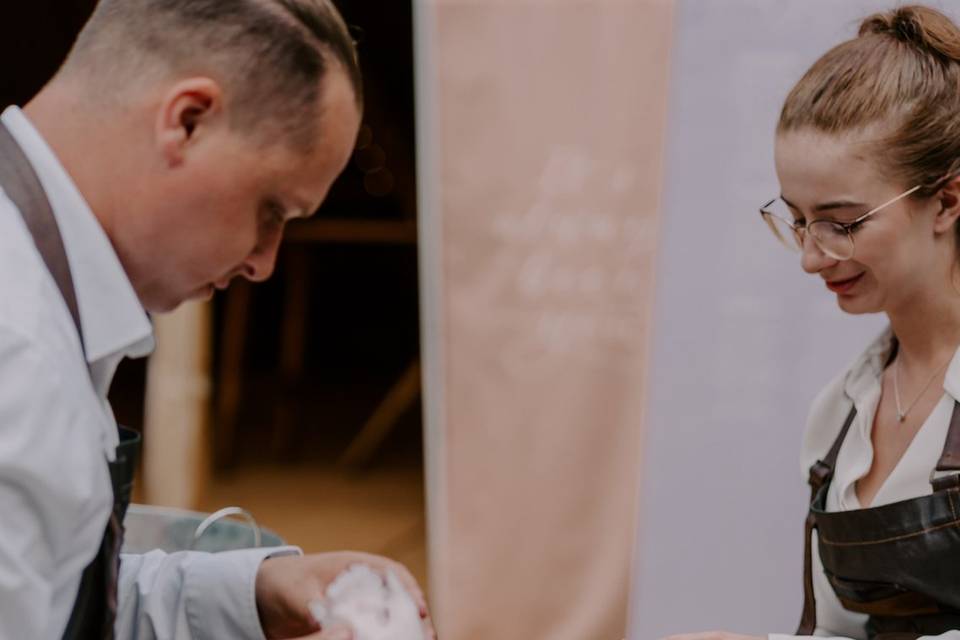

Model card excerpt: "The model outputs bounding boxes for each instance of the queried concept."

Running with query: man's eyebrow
[781,195,867,213]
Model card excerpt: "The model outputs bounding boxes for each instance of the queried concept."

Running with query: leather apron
[797,354,960,639]
[0,122,141,639]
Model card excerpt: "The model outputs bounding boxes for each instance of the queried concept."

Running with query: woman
[665,5,960,640]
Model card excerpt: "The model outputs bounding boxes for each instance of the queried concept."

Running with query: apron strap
[812,405,858,494]
[0,120,131,640]
[797,509,819,635]
[0,122,86,360]
[932,402,960,491]
[797,405,858,635]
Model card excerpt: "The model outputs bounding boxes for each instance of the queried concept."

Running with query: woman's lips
[825,273,864,295]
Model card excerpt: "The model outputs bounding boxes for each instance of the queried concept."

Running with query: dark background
[0,1,423,471]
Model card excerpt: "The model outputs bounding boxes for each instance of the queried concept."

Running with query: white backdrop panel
[625,1,945,637]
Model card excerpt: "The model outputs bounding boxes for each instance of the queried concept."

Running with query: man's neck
[23,82,117,240]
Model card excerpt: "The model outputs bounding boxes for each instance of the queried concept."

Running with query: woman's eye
[847,219,866,234]
[792,217,807,228]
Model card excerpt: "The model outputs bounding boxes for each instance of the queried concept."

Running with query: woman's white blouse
[769,329,960,640]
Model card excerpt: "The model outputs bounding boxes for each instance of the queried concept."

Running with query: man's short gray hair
[64,0,362,151]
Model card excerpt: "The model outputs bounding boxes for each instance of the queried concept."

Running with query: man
[0,0,433,638]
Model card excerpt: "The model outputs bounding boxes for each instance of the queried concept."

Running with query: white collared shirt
[0,106,297,639]
[770,329,960,640]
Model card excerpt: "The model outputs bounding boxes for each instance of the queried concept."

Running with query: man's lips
[825,273,864,294]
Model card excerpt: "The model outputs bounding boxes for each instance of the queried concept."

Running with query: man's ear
[155,78,223,168]
[935,174,960,235]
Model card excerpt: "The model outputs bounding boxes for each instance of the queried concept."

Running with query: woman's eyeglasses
[759,185,921,261]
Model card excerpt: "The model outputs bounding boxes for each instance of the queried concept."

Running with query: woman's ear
[934,175,960,235]
[155,77,223,168]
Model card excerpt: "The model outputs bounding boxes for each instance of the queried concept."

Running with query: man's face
[121,69,361,312]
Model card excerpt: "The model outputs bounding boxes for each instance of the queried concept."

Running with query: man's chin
[143,286,213,314]
[195,284,216,302]
[143,298,182,314]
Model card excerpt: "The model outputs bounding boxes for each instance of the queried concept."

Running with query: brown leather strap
[797,405,858,635]
[934,401,960,475]
[820,406,858,486]
[797,509,818,635]
[0,122,85,357]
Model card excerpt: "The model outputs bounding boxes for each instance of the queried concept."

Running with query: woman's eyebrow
[781,195,867,212]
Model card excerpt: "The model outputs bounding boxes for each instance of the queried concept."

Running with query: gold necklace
[893,354,952,423]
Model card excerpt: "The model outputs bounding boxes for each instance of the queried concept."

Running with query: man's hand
[661,633,764,640]
[255,551,436,640]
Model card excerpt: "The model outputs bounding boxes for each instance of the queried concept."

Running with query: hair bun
[859,5,960,62]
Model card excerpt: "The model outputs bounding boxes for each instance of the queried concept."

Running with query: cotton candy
[309,564,426,640]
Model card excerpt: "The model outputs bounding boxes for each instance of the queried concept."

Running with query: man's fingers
[379,560,435,637]
[387,562,434,635]
[388,561,429,612]
[360,555,429,614]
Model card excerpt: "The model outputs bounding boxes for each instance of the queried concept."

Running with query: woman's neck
[888,286,960,369]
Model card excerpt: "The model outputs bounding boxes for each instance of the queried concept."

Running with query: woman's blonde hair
[779,5,960,197]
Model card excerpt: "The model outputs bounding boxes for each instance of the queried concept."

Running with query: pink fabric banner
[418,2,675,638]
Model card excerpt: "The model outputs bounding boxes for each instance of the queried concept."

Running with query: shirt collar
[843,326,960,405]
[1,106,154,363]
[843,327,894,404]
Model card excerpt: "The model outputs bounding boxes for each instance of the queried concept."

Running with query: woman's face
[774,128,950,316]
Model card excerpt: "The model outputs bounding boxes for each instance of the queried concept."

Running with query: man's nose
[242,233,283,282]
[800,231,838,274]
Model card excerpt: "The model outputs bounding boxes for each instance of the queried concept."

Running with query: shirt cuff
[183,545,301,640]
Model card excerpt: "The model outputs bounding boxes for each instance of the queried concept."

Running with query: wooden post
[142,301,212,509]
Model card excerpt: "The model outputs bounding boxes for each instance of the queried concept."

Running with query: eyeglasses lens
[761,198,855,260]
[760,199,802,251]
[807,221,854,260]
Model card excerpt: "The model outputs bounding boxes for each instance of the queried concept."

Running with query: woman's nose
[799,231,838,274]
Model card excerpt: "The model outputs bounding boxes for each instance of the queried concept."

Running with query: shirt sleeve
[115,546,301,640]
